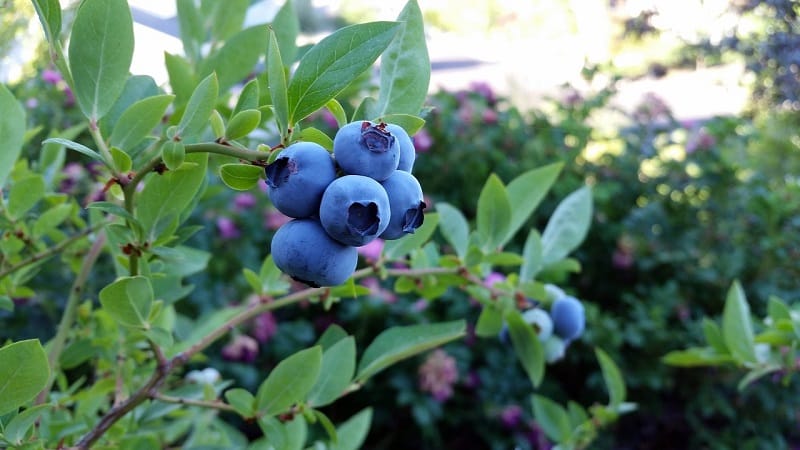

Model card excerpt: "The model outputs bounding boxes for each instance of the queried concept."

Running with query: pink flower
[221,335,258,362]
[320,109,338,129]
[264,208,290,230]
[64,87,75,107]
[42,69,62,85]
[469,81,496,104]
[412,298,428,312]
[413,129,433,153]
[216,216,240,239]
[686,127,716,154]
[361,277,397,303]
[252,311,278,343]
[500,405,523,428]
[233,192,257,210]
[482,109,498,124]
[357,238,384,263]
[483,272,506,289]
[418,349,458,402]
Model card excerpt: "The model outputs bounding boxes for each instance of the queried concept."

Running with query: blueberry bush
[0,1,628,449]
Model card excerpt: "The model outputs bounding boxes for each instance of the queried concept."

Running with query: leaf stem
[152,393,237,413]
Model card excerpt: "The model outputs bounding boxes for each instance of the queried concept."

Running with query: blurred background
[2,0,800,449]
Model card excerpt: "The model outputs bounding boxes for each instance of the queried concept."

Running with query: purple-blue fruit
[386,124,415,173]
[271,219,357,287]
[333,121,399,181]
[550,296,585,342]
[379,170,425,240]
[265,142,336,218]
[319,175,390,247]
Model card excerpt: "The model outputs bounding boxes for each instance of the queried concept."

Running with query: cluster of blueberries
[267,121,425,287]
[501,285,586,362]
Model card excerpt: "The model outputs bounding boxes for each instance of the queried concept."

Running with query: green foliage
[0,340,49,415]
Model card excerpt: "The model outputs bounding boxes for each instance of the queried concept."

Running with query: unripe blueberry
[271,219,358,287]
[379,170,425,240]
[550,296,585,342]
[265,142,336,218]
[521,308,554,342]
[319,175,390,247]
[385,123,415,172]
[333,121,399,181]
[543,336,567,363]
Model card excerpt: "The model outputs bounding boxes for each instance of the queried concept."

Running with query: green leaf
[475,305,504,337]
[176,0,203,62]
[540,186,593,266]
[110,146,132,173]
[296,127,334,150]
[383,212,439,260]
[110,95,174,152]
[219,164,263,191]
[567,401,589,428]
[531,395,571,443]
[374,0,429,116]
[33,203,73,238]
[259,254,291,295]
[738,365,782,392]
[42,137,103,162]
[161,140,186,171]
[331,408,372,450]
[483,252,524,266]
[0,340,50,415]
[201,25,268,92]
[210,110,225,139]
[0,296,13,312]
[307,337,356,408]
[595,348,625,407]
[326,99,348,128]
[225,388,255,418]
[375,113,426,136]
[503,163,563,246]
[519,229,543,282]
[100,75,159,136]
[176,73,218,140]
[287,22,400,123]
[7,176,45,220]
[165,52,196,104]
[68,0,134,120]
[233,79,260,117]
[168,306,246,356]
[256,346,322,416]
[702,318,728,354]
[506,309,545,387]
[0,84,25,189]
[225,109,261,140]
[99,276,154,328]
[32,0,61,45]
[352,97,376,122]
[356,320,465,382]
[722,280,757,364]
[317,324,349,351]
[267,27,289,138]
[271,0,299,65]
[3,403,50,445]
[767,296,792,323]
[314,409,339,444]
[476,174,511,251]
[661,347,736,367]
[207,0,249,42]
[435,202,469,259]
[137,153,208,241]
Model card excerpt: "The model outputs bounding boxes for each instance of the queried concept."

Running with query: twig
[152,393,237,413]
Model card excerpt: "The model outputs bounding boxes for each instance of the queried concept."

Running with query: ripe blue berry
[379,170,425,240]
[319,175,390,247]
[271,219,358,287]
[385,124,415,173]
[333,121,399,181]
[265,142,336,218]
[550,296,585,342]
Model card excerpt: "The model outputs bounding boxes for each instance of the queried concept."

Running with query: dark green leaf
[68,0,134,120]
[722,280,757,364]
[99,276,154,328]
[374,0,429,116]
[0,296,13,312]
[0,340,50,415]
[356,320,465,382]
[531,395,571,443]
[316,324,349,351]
[287,22,400,123]
[42,138,103,162]
[176,73,218,141]
[519,229,543,282]
[256,346,322,415]
[383,212,439,260]
[331,408,372,450]
[506,309,545,387]
[595,348,625,407]
[201,25,268,92]
[7,175,45,220]
[307,337,356,408]
[503,163,563,246]
[3,403,50,445]
[219,164,263,191]
[110,95,174,152]
[225,388,255,418]
[267,27,289,138]
[476,174,511,251]
[435,202,469,259]
[0,82,25,189]
[475,305,504,337]
[271,0,299,65]
[567,401,589,428]
[540,186,593,266]
[702,318,728,354]
[31,0,61,44]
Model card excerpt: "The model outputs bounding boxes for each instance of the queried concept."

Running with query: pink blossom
[216,216,240,239]
[469,81,496,104]
[221,335,258,362]
[64,87,75,107]
[361,277,397,303]
[412,298,428,312]
[418,349,458,402]
[482,109,498,124]
[686,127,716,154]
[357,238,384,263]
[264,208,290,230]
[483,272,506,289]
[233,192,257,210]
[252,311,278,343]
[412,128,433,153]
[320,109,338,128]
[26,98,38,109]
[42,69,62,84]
[500,405,523,428]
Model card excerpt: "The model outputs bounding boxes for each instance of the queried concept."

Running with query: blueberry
[521,308,554,342]
[265,142,336,218]
[379,170,425,240]
[333,121,399,181]
[385,124,415,173]
[319,175,390,247]
[550,296,585,342]
[271,219,358,287]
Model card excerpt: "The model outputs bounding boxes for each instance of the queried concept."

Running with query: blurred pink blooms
[221,335,258,362]
[413,128,433,153]
[216,216,240,239]
[357,238,384,263]
[418,349,458,402]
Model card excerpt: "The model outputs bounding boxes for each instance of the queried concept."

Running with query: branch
[152,393,237,413]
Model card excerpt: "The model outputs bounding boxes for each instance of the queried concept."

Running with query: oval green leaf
[99,276,154,328]
[162,140,186,171]
[722,280,757,364]
[0,340,50,415]
[531,395,571,443]
[176,73,219,141]
[595,347,626,407]
[540,185,593,266]
[256,346,322,416]
[219,163,263,191]
[506,309,545,387]
[226,109,261,141]
[503,162,564,246]
[110,94,174,152]
[268,27,289,138]
[383,212,439,260]
[476,174,511,251]
[0,84,25,189]
[200,25,269,92]
[306,337,356,408]
[435,202,469,260]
